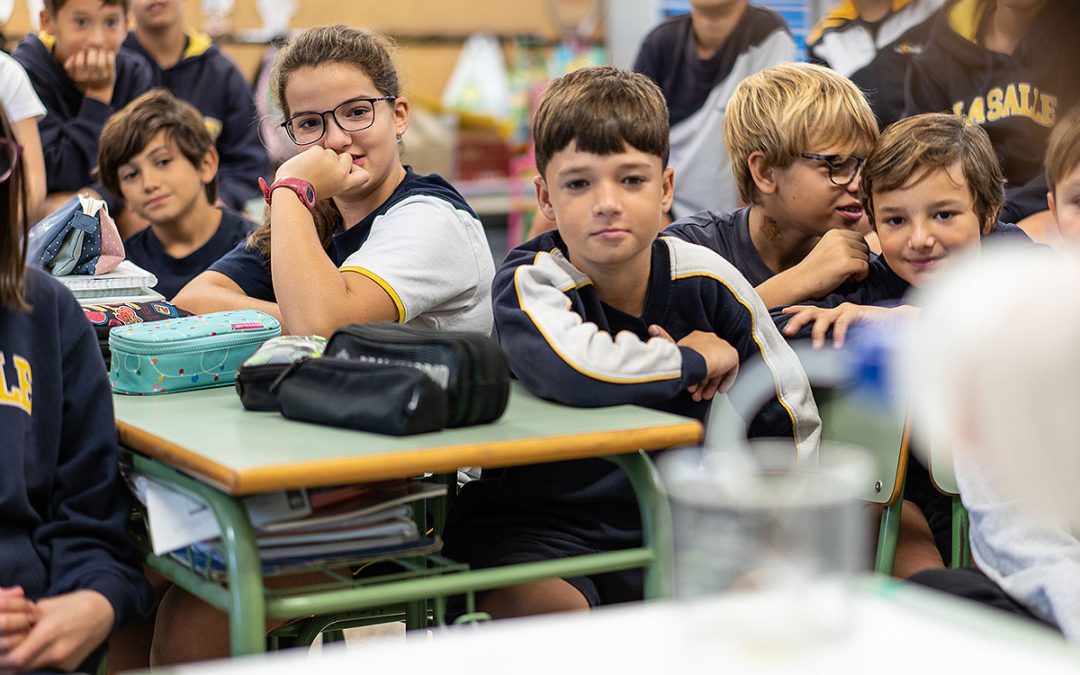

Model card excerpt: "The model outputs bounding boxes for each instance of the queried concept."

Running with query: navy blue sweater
[12,33,151,198]
[0,268,152,628]
[124,207,254,300]
[904,0,1080,223]
[452,232,819,522]
[123,32,270,209]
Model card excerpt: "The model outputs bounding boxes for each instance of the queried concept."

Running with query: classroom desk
[114,383,702,655]
[147,581,1080,675]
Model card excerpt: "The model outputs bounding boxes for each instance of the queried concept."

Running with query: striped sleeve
[492,247,707,407]
[663,237,821,457]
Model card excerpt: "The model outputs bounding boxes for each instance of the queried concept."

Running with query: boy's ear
[39,9,54,35]
[1047,190,1058,222]
[534,175,556,223]
[747,151,778,196]
[199,146,220,186]
[661,166,674,215]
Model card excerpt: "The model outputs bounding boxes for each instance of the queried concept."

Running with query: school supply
[56,259,160,303]
[82,300,192,364]
[135,473,446,577]
[25,194,124,276]
[323,324,510,427]
[274,359,449,436]
[235,335,327,411]
[110,310,281,395]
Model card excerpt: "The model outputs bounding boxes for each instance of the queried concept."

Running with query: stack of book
[58,259,163,306]
[132,476,445,578]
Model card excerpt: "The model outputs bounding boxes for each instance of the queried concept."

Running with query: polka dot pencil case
[109,310,281,395]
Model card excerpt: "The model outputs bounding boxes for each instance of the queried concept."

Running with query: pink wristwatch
[259,176,316,210]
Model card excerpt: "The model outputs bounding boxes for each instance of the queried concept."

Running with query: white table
[143,580,1080,674]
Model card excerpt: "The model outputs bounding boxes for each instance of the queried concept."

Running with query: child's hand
[0,587,35,661]
[651,326,739,402]
[792,229,870,297]
[64,48,116,103]
[782,302,901,350]
[275,147,371,201]
[0,590,113,673]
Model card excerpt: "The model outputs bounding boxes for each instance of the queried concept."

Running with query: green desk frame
[116,385,696,655]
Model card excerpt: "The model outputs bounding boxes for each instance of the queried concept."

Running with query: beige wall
[3,0,604,102]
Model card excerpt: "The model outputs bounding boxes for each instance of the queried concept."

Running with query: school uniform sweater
[808,0,945,127]
[123,31,270,209]
[0,268,152,627]
[12,33,151,197]
[904,0,1080,222]
[634,9,795,218]
[456,232,820,526]
[123,207,255,300]
[663,206,777,288]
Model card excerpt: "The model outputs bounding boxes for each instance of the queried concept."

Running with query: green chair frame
[927,441,972,568]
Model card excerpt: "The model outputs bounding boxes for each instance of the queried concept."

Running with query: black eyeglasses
[0,138,22,184]
[281,96,396,146]
[800,153,866,187]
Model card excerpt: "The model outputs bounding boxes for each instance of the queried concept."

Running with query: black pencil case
[273,358,448,436]
[235,336,327,411]
[323,324,510,427]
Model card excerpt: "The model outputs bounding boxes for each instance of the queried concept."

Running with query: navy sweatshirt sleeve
[42,290,151,625]
[491,242,707,408]
[0,270,152,630]
[213,63,270,209]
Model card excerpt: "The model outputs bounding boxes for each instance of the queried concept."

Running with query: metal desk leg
[606,451,674,599]
[128,453,267,655]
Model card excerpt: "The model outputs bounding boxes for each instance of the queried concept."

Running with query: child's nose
[592,181,621,215]
[322,118,352,152]
[86,23,107,47]
[910,218,935,247]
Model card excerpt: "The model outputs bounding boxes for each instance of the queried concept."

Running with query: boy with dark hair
[633,0,795,218]
[98,89,255,299]
[12,0,151,213]
[1045,106,1080,243]
[664,62,880,309]
[808,0,945,127]
[442,66,819,618]
[904,0,1080,240]
[123,0,270,210]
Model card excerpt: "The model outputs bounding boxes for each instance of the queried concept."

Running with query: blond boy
[664,62,879,309]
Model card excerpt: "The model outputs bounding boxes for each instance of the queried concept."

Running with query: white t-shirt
[0,51,46,123]
[338,193,495,334]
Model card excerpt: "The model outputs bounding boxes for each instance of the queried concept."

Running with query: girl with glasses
[174,25,495,339]
[0,102,152,673]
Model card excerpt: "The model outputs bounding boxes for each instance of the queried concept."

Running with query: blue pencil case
[110,310,281,395]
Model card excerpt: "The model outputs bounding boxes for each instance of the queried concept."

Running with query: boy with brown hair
[664,62,880,309]
[98,89,254,299]
[780,112,1030,348]
[1045,105,1080,243]
[12,0,151,214]
[442,66,819,618]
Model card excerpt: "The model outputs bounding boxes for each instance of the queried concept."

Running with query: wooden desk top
[114,383,702,495]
